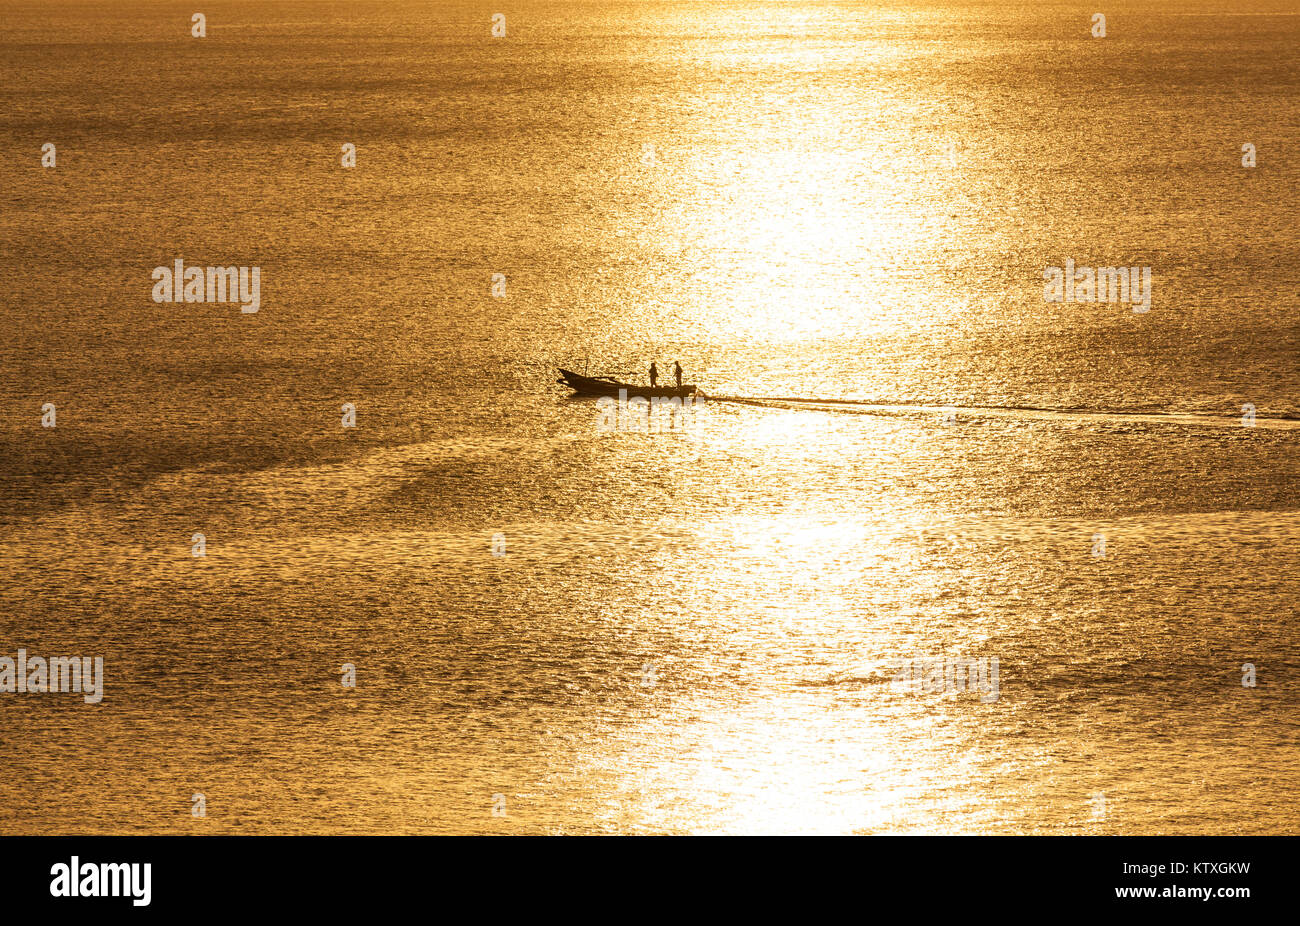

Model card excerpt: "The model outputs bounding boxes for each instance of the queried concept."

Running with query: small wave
[795,669,895,688]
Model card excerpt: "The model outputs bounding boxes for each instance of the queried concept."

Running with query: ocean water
[0,0,1297,834]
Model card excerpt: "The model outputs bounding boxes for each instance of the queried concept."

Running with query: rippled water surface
[0,0,1297,834]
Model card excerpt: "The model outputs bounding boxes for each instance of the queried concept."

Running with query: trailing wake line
[700,395,1300,429]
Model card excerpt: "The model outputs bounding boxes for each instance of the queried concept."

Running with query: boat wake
[702,395,1300,430]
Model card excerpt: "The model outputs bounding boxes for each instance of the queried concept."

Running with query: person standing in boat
[649,361,659,387]
[674,361,683,388]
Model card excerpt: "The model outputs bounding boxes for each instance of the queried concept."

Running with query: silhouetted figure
[674,362,683,388]
[649,362,659,387]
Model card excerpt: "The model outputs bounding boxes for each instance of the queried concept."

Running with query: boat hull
[557,368,697,399]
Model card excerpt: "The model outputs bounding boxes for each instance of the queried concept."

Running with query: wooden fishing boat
[557,368,698,399]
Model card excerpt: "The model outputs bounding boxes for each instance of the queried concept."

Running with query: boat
[556,368,699,399]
